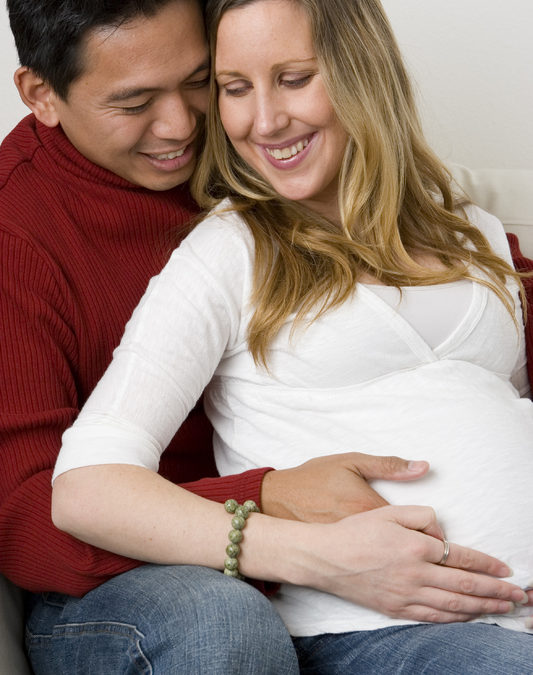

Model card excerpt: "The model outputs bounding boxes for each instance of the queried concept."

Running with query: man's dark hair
[7,0,185,99]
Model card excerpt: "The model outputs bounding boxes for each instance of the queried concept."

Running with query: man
[1,0,431,671]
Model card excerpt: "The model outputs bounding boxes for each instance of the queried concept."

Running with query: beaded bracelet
[223,499,260,580]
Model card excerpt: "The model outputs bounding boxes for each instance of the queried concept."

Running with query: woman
[52,0,533,671]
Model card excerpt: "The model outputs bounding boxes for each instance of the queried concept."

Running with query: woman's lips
[260,133,316,169]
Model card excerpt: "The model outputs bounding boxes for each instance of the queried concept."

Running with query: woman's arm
[51,215,530,618]
[52,463,528,623]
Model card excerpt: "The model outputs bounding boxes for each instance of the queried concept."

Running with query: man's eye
[121,101,151,114]
[187,76,210,89]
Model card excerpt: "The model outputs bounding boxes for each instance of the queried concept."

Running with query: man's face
[50,0,209,190]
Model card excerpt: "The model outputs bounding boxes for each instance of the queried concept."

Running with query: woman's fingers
[442,540,511,578]
[424,562,529,606]
[393,606,473,623]
[387,505,516,580]
[383,503,445,540]
[318,506,527,623]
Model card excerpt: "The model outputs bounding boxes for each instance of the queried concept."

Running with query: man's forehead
[73,2,208,94]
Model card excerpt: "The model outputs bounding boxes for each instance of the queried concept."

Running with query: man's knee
[136,565,298,674]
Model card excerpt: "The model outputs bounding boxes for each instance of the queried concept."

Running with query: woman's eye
[221,83,251,97]
[282,74,313,88]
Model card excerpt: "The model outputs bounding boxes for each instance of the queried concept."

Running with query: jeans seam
[27,620,145,639]
[26,621,152,674]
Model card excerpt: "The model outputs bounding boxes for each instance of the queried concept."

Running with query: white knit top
[54,201,533,636]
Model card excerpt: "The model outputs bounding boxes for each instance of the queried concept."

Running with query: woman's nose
[253,92,290,137]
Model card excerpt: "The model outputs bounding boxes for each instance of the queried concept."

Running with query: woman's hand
[244,504,529,623]
[260,453,429,522]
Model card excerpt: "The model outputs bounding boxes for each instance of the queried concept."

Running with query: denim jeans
[25,564,298,674]
[293,623,533,674]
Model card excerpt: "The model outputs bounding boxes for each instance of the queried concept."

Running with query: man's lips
[140,143,195,172]
[147,148,186,160]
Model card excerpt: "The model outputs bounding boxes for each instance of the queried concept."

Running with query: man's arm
[0,231,146,594]
[0,230,272,595]
[1,230,414,596]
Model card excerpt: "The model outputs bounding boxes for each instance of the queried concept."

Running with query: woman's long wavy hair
[192,0,523,367]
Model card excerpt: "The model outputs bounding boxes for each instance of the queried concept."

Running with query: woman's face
[215,0,348,220]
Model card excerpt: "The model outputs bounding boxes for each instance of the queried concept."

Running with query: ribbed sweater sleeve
[0,117,270,597]
[507,233,533,390]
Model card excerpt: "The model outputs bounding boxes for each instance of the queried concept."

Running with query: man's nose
[150,93,201,141]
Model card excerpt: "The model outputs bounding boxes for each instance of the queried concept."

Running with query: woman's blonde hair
[193,0,523,367]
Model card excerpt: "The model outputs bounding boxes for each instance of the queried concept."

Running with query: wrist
[260,468,302,520]
[238,512,329,587]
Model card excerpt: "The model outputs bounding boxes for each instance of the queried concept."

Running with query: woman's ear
[14,66,61,127]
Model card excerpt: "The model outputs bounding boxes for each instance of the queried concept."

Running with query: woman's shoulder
[188,198,254,250]
[462,202,512,263]
[166,198,255,288]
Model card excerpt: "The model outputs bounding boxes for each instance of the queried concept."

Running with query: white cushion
[451,164,533,256]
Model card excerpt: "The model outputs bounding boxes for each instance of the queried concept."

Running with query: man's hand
[260,453,429,522]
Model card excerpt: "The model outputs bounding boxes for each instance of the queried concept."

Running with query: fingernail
[525,616,533,629]
[511,590,529,604]
[407,461,426,472]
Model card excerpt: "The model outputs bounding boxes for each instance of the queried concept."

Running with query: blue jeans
[294,623,533,674]
[25,564,298,674]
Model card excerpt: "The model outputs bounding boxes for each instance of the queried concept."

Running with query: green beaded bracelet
[223,499,260,580]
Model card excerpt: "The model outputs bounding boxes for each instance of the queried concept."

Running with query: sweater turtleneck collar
[34,117,158,192]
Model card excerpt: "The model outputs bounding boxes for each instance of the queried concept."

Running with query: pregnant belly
[366,370,533,589]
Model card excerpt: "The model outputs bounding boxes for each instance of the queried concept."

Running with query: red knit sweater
[0,116,269,596]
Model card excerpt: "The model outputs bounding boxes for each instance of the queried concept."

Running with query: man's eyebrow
[105,87,156,103]
[105,61,210,103]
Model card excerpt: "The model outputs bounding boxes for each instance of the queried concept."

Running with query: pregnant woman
[53,0,533,672]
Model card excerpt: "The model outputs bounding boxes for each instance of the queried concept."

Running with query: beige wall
[381,0,533,170]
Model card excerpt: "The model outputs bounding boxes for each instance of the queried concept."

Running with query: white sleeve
[465,205,530,397]
[53,208,254,480]
[463,203,514,265]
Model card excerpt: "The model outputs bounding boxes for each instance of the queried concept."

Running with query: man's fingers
[348,453,429,482]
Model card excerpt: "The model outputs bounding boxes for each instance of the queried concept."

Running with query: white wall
[0,5,27,139]
[1,1,532,170]
[381,0,533,170]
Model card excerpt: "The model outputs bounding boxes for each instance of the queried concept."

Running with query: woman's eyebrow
[216,57,316,79]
